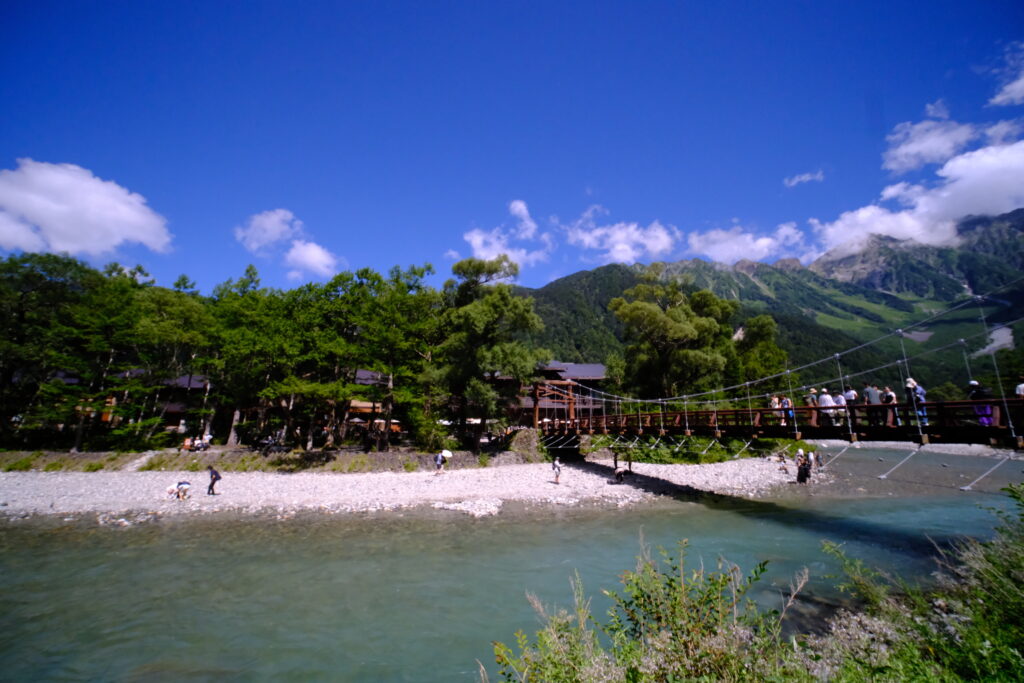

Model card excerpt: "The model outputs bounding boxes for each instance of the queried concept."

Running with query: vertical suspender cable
[960,339,974,383]
[833,354,855,440]
[745,382,753,428]
[976,299,1017,440]
[785,369,800,439]
[898,329,926,442]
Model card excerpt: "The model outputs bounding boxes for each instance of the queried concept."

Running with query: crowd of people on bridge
[768,375,1015,429]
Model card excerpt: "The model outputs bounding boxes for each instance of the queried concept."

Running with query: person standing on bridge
[817,388,836,426]
[905,379,928,426]
[968,380,995,427]
[804,387,818,407]
[780,395,793,426]
[832,390,847,426]
[863,382,882,427]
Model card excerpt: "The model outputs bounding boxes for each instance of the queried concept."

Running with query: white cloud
[564,205,678,263]
[463,226,553,267]
[882,119,978,173]
[991,73,1024,106]
[234,208,303,253]
[444,249,460,260]
[687,221,810,264]
[508,199,537,239]
[461,199,553,267]
[0,158,171,256]
[986,118,1024,145]
[783,170,825,188]
[811,139,1024,256]
[990,43,1024,106]
[924,98,950,120]
[284,239,339,279]
[0,210,46,251]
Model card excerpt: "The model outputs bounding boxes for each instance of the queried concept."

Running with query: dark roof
[355,369,385,385]
[541,361,606,381]
[165,374,209,390]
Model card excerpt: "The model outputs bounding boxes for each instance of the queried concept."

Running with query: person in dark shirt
[207,465,221,495]
[967,380,995,426]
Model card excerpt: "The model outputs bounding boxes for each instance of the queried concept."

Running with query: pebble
[0,458,814,521]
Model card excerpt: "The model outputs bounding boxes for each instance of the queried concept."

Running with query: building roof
[541,361,606,381]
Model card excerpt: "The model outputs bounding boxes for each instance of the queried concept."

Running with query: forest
[0,253,789,453]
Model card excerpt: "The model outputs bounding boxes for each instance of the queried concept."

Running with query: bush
[403,460,418,472]
[490,542,807,682]
[4,455,36,471]
[82,461,104,472]
[43,460,65,472]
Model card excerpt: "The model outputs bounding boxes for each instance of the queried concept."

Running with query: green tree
[609,265,738,398]
[0,254,101,445]
[440,256,547,446]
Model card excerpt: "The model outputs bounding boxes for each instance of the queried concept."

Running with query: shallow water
[1,447,1020,681]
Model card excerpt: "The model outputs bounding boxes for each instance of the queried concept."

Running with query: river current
[1,447,1020,681]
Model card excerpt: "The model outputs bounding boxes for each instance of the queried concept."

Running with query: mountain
[809,209,1024,297]
[517,209,1024,382]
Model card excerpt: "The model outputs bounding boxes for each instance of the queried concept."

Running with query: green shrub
[491,542,803,682]
[83,461,104,472]
[346,455,369,473]
[185,459,203,472]
[477,453,489,468]
[139,454,170,471]
[4,455,36,471]
[403,460,418,472]
[43,460,65,472]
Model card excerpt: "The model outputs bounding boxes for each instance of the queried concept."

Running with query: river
[1,446,1020,681]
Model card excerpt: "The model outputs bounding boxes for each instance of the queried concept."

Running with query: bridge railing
[538,399,1024,441]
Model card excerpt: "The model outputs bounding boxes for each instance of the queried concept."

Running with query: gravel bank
[0,457,807,522]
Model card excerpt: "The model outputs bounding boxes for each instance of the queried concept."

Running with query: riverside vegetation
[1,253,795,455]
[485,484,1024,682]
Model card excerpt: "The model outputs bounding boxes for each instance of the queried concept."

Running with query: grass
[0,450,138,472]
[3,455,36,471]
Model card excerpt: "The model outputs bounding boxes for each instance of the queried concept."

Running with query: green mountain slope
[517,209,1024,389]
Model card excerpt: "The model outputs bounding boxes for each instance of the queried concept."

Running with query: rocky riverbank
[0,456,809,523]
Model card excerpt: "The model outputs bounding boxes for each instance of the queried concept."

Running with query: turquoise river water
[1,447,1021,681]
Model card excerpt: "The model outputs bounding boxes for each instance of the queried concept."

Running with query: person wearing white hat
[434,449,452,475]
[904,378,928,426]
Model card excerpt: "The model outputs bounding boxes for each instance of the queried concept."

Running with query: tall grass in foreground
[483,484,1024,682]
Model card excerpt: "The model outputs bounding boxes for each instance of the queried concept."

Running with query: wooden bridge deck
[533,399,1024,449]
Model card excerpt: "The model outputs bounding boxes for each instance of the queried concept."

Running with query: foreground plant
[486,541,809,682]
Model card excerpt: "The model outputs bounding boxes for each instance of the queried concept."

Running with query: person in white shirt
[817,388,836,426]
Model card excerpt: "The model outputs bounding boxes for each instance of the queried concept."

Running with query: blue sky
[1,1,1023,292]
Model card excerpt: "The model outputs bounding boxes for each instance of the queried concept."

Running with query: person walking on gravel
[207,465,221,495]
[434,449,451,475]
[552,456,562,484]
